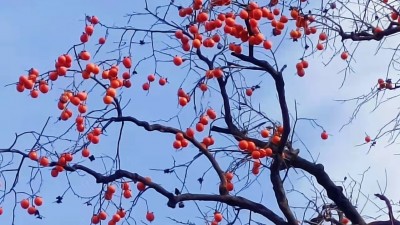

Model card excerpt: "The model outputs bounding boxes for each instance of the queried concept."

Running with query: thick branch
[63,163,288,225]
[270,157,298,225]
[108,116,228,195]
[291,157,366,225]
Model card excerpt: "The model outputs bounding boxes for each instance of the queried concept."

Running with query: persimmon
[70,96,81,106]
[226,182,234,191]
[225,172,234,181]
[200,115,208,125]
[28,151,38,161]
[103,95,113,104]
[245,88,253,96]
[82,148,90,157]
[51,168,59,177]
[16,83,25,92]
[196,123,205,132]
[90,16,99,24]
[197,12,208,23]
[91,135,100,144]
[92,215,100,224]
[321,131,328,140]
[252,150,260,159]
[272,8,280,16]
[199,83,208,92]
[39,83,49,93]
[238,140,248,150]
[159,77,167,86]
[179,97,187,106]
[30,90,39,98]
[319,32,327,41]
[55,165,64,172]
[39,156,49,167]
[143,82,151,90]
[391,12,399,20]
[189,25,198,34]
[341,51,349,60]
[341,217,350,224]
[316,43,324,50]
[365,136,371,143]
[64,153,73,162]
[117,209,126,218]
[214,212,223,222]
[80,32,89,43]
[185,128,195,138]
[271,135,281,144]
[85,25,94,35]
[175,132,184,141]
[192,39,201,48]
[27,206,37,215]
[239,9,248,19]
[122,57,132,68]
[104,192,113,200]
[34,196,43,206]
[206,109,217,120]
[0,207,2,215]
[265,147,273,157]
[79,51,91,60]
[121,182,130,190]
[20,199,30,209]
[99,37,106,44]
[76,115,84,124]
[146,212,155,222]
[58,156,66,166]
[137,182,146,191]
[77,123,85,132]
[99,211,107,220]
[297,68,306,76]
[173,140,182,149]
[247,141,256,152]
[252,167,260,175]
[93,127,102,136]
[123,190,132,198]
[261,129,270,138]
[263,40,272,49]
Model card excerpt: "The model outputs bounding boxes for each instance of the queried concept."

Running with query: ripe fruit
[92,215,100,224]
[261,129,270,138]
[90,16,100,24]
[85,25,94,36]
[39,156,50,167]
[34,196,43,206]
[214,212,223,222]
[245,88,253,96]
[159,77,167,86]
[99,211,107,220]
[206,109,217,119]
[20,199,30,209]
[82,148,90,157]
[80,33,89,43]
[173,56,183,66]
[238,140,248,150]
[27,206,37,215]
[146,211,155,222]
[263,40,272,49]
[99,37,106,44]
[321,131,328,140]
[122,57,132,68]
[28,151,38,161]
[341,51,349,60]
[319,32,327,41]
[137,182,146,191]
[365,136,371,143]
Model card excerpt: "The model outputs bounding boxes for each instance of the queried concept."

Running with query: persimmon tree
[2,0,400,225]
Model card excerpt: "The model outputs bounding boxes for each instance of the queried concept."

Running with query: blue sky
[0,1,399,225]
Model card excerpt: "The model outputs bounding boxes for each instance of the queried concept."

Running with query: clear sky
[0,1,399,225]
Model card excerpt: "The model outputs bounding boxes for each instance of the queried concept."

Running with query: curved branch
[62,163,289,225]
